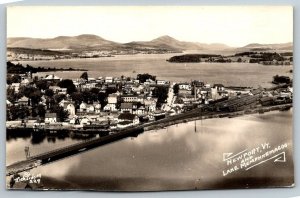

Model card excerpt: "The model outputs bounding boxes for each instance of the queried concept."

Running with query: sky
[7,6,293,47]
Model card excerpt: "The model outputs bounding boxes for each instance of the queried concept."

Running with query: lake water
[17,53,293,88]
[9,54,293,190]
[6,110,293,191]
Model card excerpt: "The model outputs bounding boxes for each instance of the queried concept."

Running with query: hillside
[7,34,122,50]
[7,34,292,55]
[125,35,232,51]
[8,34,233,52]
[238,42,293,51]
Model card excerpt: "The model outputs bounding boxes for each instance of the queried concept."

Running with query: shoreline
[7,103,292,133]
[6,103,292,176]
[144,104,292,131]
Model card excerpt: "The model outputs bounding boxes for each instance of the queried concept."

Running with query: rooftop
[45,113,57,118]
[118,113,136,120]
[120,103,133,109]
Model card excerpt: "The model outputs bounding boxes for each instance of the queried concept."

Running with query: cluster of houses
[6,71,293,130]
[173,80,293,111]
[6,73,170,130]
[259,87,293,106]
[174,81,229,107]
[7,47,177,62]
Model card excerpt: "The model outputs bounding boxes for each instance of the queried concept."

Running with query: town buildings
[6,72,293,131]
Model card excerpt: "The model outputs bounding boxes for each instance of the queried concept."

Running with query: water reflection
[7,129,96,145]
[7,110,293,191]
[6,129,95,165]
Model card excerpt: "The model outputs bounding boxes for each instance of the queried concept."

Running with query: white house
[45,113,57,124]
[20,78,30,86]
[105,77,113,83]
[103,103,117,112]
[144,98,157,113]
[79,102,87,112]
[178,83,191,90]
[59,99,76,117]
[66,103,76,117]
[156,80,167,85]
[86,105,95,113]
[108,94,118,104]
[136,105,146,115]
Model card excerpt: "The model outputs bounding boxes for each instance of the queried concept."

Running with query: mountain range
[7,34,293,52]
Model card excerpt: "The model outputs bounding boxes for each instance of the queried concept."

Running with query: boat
[78,148,86,152]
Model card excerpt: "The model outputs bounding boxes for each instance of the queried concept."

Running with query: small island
[167,51,293,65]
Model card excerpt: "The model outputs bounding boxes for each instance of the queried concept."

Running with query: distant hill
[7,34,122,51]
[238,42,293,51]
[125,35,232,51]
[7,34,292,52]
[7,34,232,52]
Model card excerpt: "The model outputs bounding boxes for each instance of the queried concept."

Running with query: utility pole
[24,146,30,159]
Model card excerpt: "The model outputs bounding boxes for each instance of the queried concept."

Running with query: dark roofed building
[251,88,263,95]
[213,84,225,88]
[260,97,274,106]
[120,103,133,113]
[118,113,136,121]
[192,80,204,87]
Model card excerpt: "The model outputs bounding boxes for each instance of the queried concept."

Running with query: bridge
[8,88,281,176]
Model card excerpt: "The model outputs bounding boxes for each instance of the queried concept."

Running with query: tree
[98,92,108,109]
[19,86,42,107]
[7,88,19,102]
[81,90,93,103]
[30,89,42,107]
[173,84,179,95]
[71,92,84,106]
[51,105,69,122]
[90,88,100,102]
[272,75,291,84]
[7,105,30,120]
[35,80,49,90]
[7,74,21,84]
[45,89,54,97]
[54,94,66,103]
[106,87,117,95]
[57,79,77,94]
[37,104,46,118]
[80,72,88,81]
[152,86,168,108]
[90,88,100,94]
[137,73,156,83]
[116,97,123,109]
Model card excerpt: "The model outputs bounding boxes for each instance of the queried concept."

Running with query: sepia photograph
[5,6,293,191]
